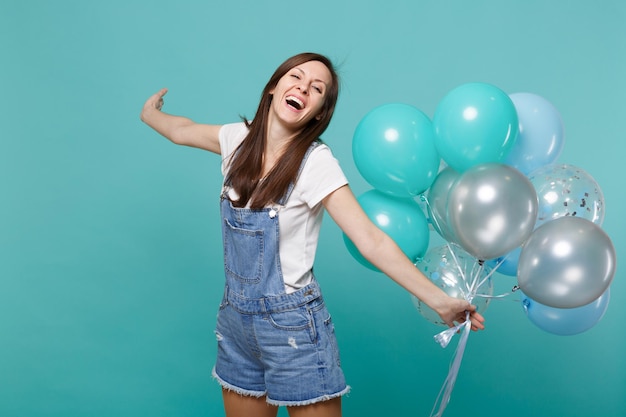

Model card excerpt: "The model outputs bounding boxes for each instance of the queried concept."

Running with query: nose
[297,83,309,95]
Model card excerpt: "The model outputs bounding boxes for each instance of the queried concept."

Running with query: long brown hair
[225,52,340,208]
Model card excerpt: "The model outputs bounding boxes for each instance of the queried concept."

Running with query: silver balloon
[529,163,605,227]
[518,216,616,308]
[447,163,538,260]
[425,166,460,243]
[412,245,493,327]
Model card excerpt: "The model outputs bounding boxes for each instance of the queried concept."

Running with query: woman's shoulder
[307,140,338,163]
[300,141,347,183]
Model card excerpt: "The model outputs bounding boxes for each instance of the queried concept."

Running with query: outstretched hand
[142,88,168,115]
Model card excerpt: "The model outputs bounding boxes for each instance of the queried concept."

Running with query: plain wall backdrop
[1,1,624,416]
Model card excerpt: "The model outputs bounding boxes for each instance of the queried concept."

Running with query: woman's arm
[140,88,222,154]
[323,185,485,331]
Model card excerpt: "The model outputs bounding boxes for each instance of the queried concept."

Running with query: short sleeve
[219,122,249,175]
[297,144,349,208]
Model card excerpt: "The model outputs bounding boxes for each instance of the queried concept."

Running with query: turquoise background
[2,1,624,416]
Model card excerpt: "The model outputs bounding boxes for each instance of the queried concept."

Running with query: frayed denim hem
[266,385,351,407]
[212,367,267,398]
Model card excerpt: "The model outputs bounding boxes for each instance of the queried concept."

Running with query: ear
[315,114,323,120]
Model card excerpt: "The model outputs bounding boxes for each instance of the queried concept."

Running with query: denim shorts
[212,283,350,406]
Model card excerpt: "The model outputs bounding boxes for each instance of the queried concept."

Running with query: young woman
[141,52,485,417]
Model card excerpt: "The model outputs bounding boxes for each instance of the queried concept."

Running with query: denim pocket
[223,218,264,283]
[267,306,316,343]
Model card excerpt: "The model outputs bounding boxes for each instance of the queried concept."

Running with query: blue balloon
[353,103,440,197]
[433,83,519,172]
[343,190,430,272]
[521,289,610,336]
[505,93,565,175]
[486,246,521,276]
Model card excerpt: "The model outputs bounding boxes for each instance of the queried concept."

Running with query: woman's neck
[263,120,299,177]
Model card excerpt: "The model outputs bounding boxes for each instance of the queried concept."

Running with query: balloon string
[474,292,512,299]
[473,258,519,300]
[430,252,477,417]
[443,247,469,289]
[429,244,513,416]
[421,195,516,416]
[471,259,498,295]
[430,317,472,417]
[466,261,485,303]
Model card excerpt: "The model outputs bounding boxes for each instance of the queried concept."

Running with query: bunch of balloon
[344,103,439,270]
[346,85,617,417]
[347,87,616,332]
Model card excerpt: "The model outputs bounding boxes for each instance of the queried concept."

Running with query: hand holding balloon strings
[420,196,520,325]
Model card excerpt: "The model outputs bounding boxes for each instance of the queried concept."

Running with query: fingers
[471,310,485,323]
[469,310,485,331]
[150,88,168,111]
[140,88,169,122]
[439,300,486,331]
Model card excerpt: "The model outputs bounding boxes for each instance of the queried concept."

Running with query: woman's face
[269,60,332,132]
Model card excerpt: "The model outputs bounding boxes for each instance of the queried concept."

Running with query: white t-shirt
[219,122,349,293]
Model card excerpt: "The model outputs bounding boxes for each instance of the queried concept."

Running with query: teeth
[286,95,304,109]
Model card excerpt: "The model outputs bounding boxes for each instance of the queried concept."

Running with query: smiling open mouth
[286,96,303,110]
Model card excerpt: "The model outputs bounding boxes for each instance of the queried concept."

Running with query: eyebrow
[294,67,328,86]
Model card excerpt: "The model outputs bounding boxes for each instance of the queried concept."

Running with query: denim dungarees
[212,142,349,406]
